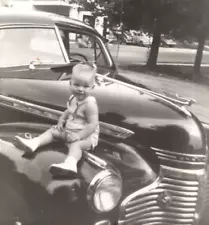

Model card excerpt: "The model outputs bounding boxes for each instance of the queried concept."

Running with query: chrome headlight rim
[87,169,122,213]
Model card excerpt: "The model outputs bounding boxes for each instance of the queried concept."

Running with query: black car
[0,7,209,225]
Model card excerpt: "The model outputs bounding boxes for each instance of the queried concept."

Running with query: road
[108,44,209,66]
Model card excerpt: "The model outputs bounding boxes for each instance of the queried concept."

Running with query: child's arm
[77,99,99,140]
[57,109,69,130]
[58,109,69,122]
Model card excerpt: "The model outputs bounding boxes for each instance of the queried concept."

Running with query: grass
[119,64,209,86]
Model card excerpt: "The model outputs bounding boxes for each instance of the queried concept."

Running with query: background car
[130,30,153,47]
[107,29,134,45]
[161,34,177,47]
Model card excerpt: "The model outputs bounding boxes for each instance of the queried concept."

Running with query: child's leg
[50,139,92,178]
[15,127,63,152]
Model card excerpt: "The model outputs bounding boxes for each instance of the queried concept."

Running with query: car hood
[116,74,196,107]
[0,77,206,156]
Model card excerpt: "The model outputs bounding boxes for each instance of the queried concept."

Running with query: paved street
[108,44,209,66]
[118,69,209,124]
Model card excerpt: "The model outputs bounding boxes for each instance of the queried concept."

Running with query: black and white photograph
[0,0,209,224]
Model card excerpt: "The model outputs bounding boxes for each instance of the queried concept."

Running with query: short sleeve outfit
[53,95,99,149]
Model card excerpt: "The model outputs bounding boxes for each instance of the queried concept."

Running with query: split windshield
[0,27,66,67]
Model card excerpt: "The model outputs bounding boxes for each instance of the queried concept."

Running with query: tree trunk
[193,0,207,81]
[146,18,161,69]
[193,31,205,81]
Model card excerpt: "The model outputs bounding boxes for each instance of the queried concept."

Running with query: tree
[192,0,208,80]
[171,0,209,81]
[145,0,195,69]
[70,0,123,28]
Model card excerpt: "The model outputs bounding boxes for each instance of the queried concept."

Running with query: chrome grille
[119,166,205,225]
[198,165,209,224]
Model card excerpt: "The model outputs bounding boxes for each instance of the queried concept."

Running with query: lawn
[120,64,209,86]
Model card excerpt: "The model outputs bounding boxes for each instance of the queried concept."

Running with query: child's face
[70,71,95,101]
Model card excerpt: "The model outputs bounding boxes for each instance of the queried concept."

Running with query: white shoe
[49,162,78,179]
[14,136,35,153]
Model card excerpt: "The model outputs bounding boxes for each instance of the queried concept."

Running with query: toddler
[15,63,99,179]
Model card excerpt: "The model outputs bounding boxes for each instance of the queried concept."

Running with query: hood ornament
[175,93,196,106]
[153,90,196,107]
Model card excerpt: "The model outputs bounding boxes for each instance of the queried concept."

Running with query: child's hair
[72,62,96,80]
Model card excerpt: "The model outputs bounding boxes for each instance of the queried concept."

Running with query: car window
[0,27,66,67]
[59,28,110,76]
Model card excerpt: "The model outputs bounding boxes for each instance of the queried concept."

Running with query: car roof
[0,7,95,33]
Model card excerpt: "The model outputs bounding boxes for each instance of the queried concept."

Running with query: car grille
[118,165,205,225]
[198,165,209,224]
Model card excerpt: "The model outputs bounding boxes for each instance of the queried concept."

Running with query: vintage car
[0,6,209,225]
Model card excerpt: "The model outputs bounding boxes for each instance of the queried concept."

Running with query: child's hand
[66,133,80,142]
[57,120,65,131]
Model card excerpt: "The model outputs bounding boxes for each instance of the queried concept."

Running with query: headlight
[87,170,122,213]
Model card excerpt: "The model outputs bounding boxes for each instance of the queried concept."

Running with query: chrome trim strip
[95,220,110,225]
[83,151,107,169]
[158,183,198,192]
[149,188,198,196]
[0,94,134,139]
[151,147,206,158]
[0,94,62,119]
[161,165,205,176]
[99,121,134,139]
[163,177,198,186]
[55,25,70,63]
[156,152,177,159]
[158,156,205,165]
[0,25,54,29]
[97,37,113,69]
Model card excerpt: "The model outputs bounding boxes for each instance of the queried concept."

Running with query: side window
[70,33,95,62]
[59,28,110,76]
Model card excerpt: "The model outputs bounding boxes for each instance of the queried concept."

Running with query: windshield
[0,27,66,67]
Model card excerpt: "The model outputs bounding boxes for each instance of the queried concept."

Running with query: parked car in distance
[130,30,153,47]
[122,30,134,45]
[161,35,177,47]
[106,30,118,44]
[0,7,209,225]
[107,29,134,45]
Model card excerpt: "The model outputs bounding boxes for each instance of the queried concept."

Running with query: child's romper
[64,94,99,149]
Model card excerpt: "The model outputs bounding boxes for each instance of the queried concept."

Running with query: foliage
[70,0,209,79]
[69,0,123,27]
